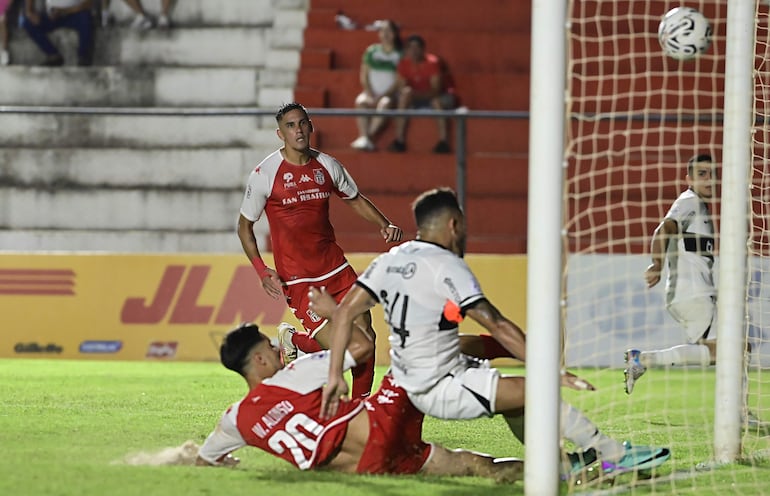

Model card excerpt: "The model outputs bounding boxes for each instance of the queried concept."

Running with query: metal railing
[0,105,529,209]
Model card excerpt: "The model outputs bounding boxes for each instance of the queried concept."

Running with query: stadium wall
[0,253,527,365]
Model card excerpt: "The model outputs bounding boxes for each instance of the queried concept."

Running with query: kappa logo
[299,174,312,183]
[313,169,325,185]
[146,341,178,358]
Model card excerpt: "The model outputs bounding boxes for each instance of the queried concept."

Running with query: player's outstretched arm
[421,446,523,483]
[465,300,527,361]
[237,214,283,299]
[344,194,403,243]
[645,218,678,288]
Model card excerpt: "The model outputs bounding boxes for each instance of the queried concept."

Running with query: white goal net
[562,0,770,490]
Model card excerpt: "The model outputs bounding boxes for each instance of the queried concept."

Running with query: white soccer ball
[658,7,713,60]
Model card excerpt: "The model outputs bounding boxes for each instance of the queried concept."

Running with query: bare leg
[421,445,523,483]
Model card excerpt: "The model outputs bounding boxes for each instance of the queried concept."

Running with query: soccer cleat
[157,14,171,29]
[601,441,670,474]
[623,349,647,394]
[277,322,298,365]
[561,448,602,485]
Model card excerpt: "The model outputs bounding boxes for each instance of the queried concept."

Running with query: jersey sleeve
[362,44,375,65]
[665,193,697,232]
[356,253,388,302]
[239,166,271,222]
[436,256,485,313]
[263,350,359,395]
[198,405,247,464]
[318,153,359,199]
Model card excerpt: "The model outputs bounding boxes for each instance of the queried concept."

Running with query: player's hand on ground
[381,224,403,243]
[320,374,349,419]
[308,286,336,319]
[560,371,595,391]
[644,262,662,288]
[260,268,283,299]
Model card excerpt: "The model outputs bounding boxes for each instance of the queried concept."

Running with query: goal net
[562,0,770,490]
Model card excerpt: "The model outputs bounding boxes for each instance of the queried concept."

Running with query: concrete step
[0,113,278,148]
[103,0,278,27]
[1,186,244,231]
[9,26,272,67]
[0,147,265,189]
[0,66,258,106]
[0,229,264,253]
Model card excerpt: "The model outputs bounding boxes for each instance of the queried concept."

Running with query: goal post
[713,0,755,463]
[524,0,567,493]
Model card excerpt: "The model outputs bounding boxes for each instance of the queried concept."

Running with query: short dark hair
[412,187,462,229]
[405,34,425,48]
[687,154,713,176]
[220,323,267,377]
[275,102,309,123]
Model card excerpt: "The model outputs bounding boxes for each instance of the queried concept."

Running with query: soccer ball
[657,7,713,60]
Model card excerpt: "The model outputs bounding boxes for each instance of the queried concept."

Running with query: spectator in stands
[20,0,95,66]
[0,0,12,65]
[100,0,172,30]
[350,19,402,152]
[388,34,456,154]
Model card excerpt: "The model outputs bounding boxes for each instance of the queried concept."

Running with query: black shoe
[41,54,64,67]
[432,140,451,154]
[388,139,406,152]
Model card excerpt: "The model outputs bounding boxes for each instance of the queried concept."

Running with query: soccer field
[1,359,769,496]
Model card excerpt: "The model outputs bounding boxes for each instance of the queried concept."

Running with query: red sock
[479,334,514,360]
[351,354,376,399]
[291,332,323,353]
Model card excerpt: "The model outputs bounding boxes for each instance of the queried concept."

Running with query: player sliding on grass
[318,187,672,479]
[195,322,524,482]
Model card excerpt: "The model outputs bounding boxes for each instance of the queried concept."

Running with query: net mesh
[563,0,770,491]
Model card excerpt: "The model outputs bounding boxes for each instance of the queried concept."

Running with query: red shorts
[356,374,433,475]
[283,264,358,334]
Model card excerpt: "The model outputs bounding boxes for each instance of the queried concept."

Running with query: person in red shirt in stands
[237,102,403,400]
[389,35,456,154]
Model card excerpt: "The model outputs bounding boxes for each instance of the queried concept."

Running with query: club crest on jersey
[312,169,325,185]
[306,308,322,323]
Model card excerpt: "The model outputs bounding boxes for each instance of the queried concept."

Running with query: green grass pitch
[1,359,769,495]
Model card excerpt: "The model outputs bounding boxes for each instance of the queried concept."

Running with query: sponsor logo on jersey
[245,184,252,199]
[79,340,123,353]
[299,174,312,183]
[386,262,417,279]
[283,172,297,189]
[146,341,178,358]
[313,169,325,185]
[0,268,76,296]
[14,342,63,354]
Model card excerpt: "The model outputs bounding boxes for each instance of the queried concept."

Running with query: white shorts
[667,295,716,342]
[406,363,500,420]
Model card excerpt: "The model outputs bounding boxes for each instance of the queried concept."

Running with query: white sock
[641,344,710,367]
[560,402,625,462]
